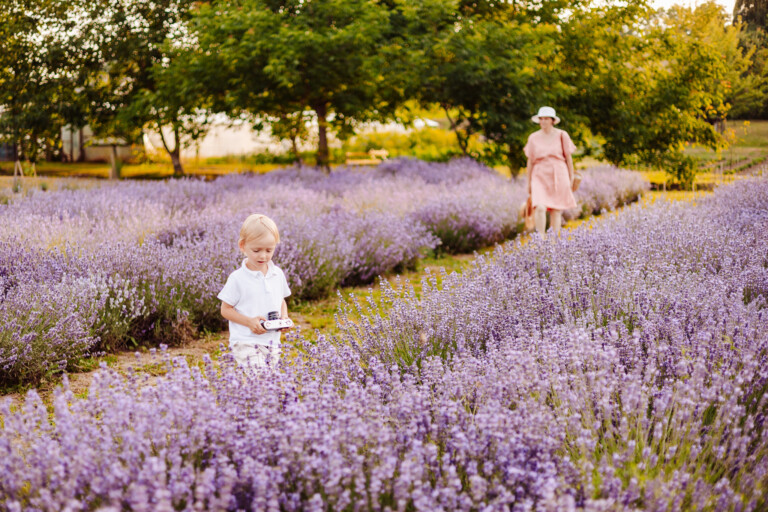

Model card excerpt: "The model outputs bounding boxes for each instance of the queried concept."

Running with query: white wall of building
[62,115,439,162]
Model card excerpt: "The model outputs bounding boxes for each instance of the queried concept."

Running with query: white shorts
[231,343,281,369]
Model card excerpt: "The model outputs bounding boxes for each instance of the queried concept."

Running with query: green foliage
[666,3,756,125]
[188,0,396,169]
[734,0,768,30]
[78,0,205,176]
[404,0,566,174]
[344,127,484,162]
[576,3,734,182]
[0,0,84,164]
[204,152,305,167]
[0,0,756,182]
[732,27,768,119]
[401,0,736,179]
[663,152,700,190]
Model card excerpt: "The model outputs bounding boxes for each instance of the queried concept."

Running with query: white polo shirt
[218,260,291,347]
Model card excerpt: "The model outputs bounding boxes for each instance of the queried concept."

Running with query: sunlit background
[652,0,736,16]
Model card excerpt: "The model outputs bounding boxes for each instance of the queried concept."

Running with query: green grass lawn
[726,119,768,148]
[685,119,768,162]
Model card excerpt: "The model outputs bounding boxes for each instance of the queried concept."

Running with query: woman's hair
[239,214,280,244]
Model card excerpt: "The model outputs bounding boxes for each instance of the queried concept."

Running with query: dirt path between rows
[1,309,328,407]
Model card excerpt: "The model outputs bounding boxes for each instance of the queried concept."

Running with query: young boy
[218,214,291,368]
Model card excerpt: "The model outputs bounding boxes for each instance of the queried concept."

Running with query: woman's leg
[550,209,563,236]
[534,205,547,236]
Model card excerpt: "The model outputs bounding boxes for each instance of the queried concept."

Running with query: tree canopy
[0,0,760,182]
[733,0,768,119]
[77,0,206,176]
[187,0,396,169]
[735,0,768,29]
[0,0,83,165]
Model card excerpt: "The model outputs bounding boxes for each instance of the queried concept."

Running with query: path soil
[4,334,227,408]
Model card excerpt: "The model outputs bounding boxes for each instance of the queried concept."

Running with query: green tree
[189,0,395,170]
[565,3,733,187]
[419,19,563,171]
[735,0,768,30]
[663,2,754,127]
[79,0,207,177]
[731,28,768,119]
[0,0,85,174]
[404,0,642,175]
[732,0,768,119]
[402,0,734,184]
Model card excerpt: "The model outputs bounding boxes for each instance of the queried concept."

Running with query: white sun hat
[531,106,561,124]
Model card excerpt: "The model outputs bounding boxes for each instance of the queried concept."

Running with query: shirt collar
[241,259,276,278]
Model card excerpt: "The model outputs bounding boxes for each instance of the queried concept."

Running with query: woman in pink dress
[524,106,577,237]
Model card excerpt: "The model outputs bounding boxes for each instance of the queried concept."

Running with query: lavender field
[0,159,646,387]
[1,174,765,510]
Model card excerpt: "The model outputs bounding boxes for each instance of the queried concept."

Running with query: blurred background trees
[0,0,765,181]
[733,0,768,119]
[187,0,394,170]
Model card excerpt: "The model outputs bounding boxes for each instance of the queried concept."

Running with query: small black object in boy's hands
[261,310,293,331]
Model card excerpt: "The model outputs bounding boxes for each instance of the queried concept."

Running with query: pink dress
[524,128,577,210]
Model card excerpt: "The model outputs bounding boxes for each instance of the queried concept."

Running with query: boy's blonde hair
[239,214,280,244]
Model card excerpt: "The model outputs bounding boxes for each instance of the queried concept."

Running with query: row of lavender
[334,178,768,508]
[1,178,765,510]
[0,159,646,385]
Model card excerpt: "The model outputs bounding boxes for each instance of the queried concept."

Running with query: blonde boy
[218,214,291,368]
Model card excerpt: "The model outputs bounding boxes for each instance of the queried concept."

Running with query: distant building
[61,125,137,162]
[143,114,308,159]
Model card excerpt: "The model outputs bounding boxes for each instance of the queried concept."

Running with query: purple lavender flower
[0,160,647,387]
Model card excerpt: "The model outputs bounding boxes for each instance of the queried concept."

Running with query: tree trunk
[159,122,185,177]
[12,140,23,191]
[507,150,522,178]
[53,130,64,162]
[77,128,86,162]
[291,133,303,166]
[109,144,120,180]
[29,136,39,170]
[44,135,61,162]
[170,146,183,177]
[443,106,470,156]
[315,102,330,172]
[69,126,75,163]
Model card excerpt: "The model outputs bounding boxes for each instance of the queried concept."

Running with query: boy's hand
[250,316,267,335]
[279,316,293,331]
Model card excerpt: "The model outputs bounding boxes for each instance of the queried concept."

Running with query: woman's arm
[526,158,533,195]
[562,130,575,184]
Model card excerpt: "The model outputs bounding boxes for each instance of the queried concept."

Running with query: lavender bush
[1,177,766,510]
[0,160,645,385]
[334,177,768,508]
[0,242,102,386]
[567,165,649,219]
